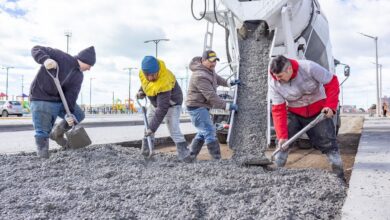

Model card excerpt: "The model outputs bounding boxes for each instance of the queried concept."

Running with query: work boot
[141,138,149,157]
[274,150,289,167]
[206,140,221,160]
[176,142,191,162]
[35,137,49,159]
[189,138,204,160]
[326,150,346,181]
[49,120,70,148]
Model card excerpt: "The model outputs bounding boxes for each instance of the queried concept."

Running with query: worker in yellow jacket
[137,56,191,162]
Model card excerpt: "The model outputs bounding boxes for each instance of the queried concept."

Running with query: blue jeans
[187,107,216,144]
[30,101,85,138]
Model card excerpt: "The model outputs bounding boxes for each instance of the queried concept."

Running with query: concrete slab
[342,117,390,220]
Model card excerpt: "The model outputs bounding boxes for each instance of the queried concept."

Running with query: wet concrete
[230,21,273,165]
[0,145,346,219]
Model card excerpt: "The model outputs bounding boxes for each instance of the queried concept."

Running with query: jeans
[287,112,338,153]
[187,107,216,144]
[147,105,186,143]
[31,101,85,138]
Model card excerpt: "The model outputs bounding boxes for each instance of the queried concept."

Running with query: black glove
[230,79,241,86]
[136,91,146,99]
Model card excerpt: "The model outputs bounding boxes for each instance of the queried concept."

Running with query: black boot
[189,138,204,160]
[206,140,221,160]
[176,142,191,162]
[49,120,70,148]
[35,137,49,158]
[326,150,346,181]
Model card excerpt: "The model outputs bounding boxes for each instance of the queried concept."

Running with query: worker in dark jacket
[137,56,191,162]
[30,45,96,158]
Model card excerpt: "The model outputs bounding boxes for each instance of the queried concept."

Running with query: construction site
[1,0,389,219]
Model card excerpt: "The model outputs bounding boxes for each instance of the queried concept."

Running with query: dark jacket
[30,46,83,112]
[139,81,183,132]
[185,57,228,109]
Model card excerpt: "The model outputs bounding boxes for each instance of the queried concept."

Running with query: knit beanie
[76,46,96,66]
[141,56,159,75]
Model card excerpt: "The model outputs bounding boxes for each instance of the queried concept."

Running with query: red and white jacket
[269,59,340,140]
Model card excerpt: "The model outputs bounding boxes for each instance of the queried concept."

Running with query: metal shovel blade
[66,126,92,149]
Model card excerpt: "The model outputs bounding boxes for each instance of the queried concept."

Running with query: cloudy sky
[0,0,389,109]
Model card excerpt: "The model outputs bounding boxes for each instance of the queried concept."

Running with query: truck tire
[2,110,8,117]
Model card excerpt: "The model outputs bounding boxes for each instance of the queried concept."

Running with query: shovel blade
[66,126,92,149]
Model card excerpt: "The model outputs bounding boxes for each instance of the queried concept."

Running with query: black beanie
[76,46,96,66]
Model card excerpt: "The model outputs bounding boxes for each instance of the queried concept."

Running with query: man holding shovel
[30,45,96,158]
[137,56,191,162]
[269,55,345,180]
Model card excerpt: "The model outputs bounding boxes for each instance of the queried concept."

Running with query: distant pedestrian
[186,50,239,160]
[30,45,96,158]
[137,56,191,162]
[383,102,388,117]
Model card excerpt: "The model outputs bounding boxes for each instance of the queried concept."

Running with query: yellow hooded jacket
[139,59,176,97]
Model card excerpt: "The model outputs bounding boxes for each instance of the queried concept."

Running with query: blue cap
[141,56,159,75]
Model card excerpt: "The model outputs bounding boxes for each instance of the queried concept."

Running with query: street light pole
[144,38,170,57]
[123,67,138,113]
[64,31,72,53]
[89,77,95,114]
[359,32,380,116]
[2,66,14,100]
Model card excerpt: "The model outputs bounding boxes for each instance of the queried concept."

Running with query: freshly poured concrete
[0,145,346,219]
[342,117,390,220]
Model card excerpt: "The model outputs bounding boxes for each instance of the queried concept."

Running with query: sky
[0,0,389,109]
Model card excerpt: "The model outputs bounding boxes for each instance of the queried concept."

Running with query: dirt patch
[0,145,345,219]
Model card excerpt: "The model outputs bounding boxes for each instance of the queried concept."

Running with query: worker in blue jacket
[30,45,96,158]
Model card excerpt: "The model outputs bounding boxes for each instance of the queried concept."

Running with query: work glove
[144,128,154,137]
[321,107,334,118]
[43,59,58,70]
[65,114,77,127]
[277,139,289,151]
[136,91,146,99]
[225,103,238,112]
[229,79,241,87]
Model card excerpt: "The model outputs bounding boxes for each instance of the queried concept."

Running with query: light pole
[89,77,95,114]
[144,38,170,57]
[64,31,72,53]
[2,66,14,100]
[123,67,138,113]
[359,32,380,116]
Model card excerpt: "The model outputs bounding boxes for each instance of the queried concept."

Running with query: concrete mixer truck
[191,0,350,164]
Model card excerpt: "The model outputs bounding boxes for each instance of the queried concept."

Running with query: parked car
[0,100,23,117]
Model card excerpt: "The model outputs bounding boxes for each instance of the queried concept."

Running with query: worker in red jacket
[269,55,344,180]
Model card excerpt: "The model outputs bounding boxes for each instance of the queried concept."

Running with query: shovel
[271,112,326,161]
[137,98,154,158]
[46,67,92,149]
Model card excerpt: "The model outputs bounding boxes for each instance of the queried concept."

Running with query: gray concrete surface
[342,117,390,220]
[0,114,195,154]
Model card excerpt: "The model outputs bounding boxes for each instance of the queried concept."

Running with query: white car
[0,100,23,117]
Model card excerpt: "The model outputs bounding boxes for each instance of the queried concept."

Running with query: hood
[189,56,214,75]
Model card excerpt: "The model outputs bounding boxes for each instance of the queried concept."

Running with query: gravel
[1,145,346,219]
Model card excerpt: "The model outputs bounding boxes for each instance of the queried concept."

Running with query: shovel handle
[271,112,327,161]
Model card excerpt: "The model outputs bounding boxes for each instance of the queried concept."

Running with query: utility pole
[2,66,14,100]
[89,77,95,114]
[144,38,170,57]
[359,32,380,116]
[21,75,24,101]
[64,31,72,53]
[123,67,138,113]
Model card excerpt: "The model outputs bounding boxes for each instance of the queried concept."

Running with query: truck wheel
[217,133,227,144]
[2,110,8,117]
